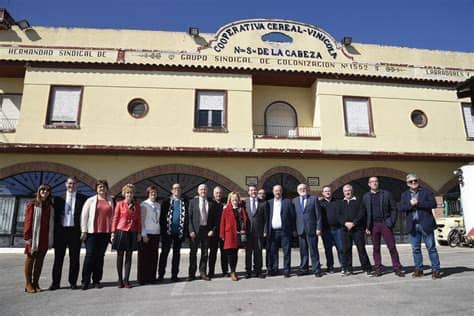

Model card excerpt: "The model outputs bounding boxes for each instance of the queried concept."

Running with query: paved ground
[1,245,473,316]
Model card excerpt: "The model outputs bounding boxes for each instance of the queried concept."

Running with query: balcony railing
[0,118,18,130]
[254,125,320,138]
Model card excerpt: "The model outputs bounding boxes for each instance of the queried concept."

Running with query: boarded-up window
[0,94,21,130]
[462,103,474,138]
[46,86,82,125]
[265,102,297,137]
[343,97,373,136]
[195,90,226,128]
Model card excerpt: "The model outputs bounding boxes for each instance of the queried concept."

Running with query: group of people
[22,172,442,293]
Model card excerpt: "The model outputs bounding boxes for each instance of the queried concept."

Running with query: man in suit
[292,183,323,277]
[49,176,87,290]
[337,184,372,276]
[208,186,228,278]
[267,185,296,277]
[159,183,189,282]
[361,176,404,277]
[400,173,441,279]
[319,185,345,274]
[188,184,218,281]
[245,185,268,278]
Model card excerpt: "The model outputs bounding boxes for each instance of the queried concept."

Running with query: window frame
[410,109,428,128]
[342,96,375,137]
[127,98,149,119]
[0,92,22,133]
[44,85,84,129]
[461,102,474,140]
[193,89,228,133]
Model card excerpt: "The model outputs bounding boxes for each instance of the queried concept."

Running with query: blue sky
[1,0,473,52]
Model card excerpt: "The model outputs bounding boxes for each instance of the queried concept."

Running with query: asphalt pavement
[0,245,473,316]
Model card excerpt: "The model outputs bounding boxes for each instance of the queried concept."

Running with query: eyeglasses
[407,179,418,184]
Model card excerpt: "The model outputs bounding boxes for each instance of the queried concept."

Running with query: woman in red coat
[111,183,142,288]
[23,184,54,293]
[219,191,248,281]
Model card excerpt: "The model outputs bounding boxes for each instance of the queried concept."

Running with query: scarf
[31,205,54,253]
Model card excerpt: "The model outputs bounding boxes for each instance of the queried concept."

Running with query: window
[410,110,428,128]
[462,103,474,139]
[264,102,297,137]
[343,96,374,136]
[127,98,149,118]
[46,86,83,127]
[195,90,226,130]
[0,94,21,131]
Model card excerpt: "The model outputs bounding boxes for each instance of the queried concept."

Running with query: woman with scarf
[23,183,54,293]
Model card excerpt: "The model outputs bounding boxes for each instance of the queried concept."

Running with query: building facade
[0,17,473,245]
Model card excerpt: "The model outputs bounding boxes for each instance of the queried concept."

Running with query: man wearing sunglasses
[400,174,441,279]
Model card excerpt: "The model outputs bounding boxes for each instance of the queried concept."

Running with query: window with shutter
[265,102,297,137]
[462,103,474,139]
[46,86,83,126]
[195,90,226,130]
[343,97,374,136]
[0,94,21,130]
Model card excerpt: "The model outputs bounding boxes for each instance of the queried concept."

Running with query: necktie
[66,194,72,215]
[252,199,257,215]
[200,198,207,225]
[300,197,305,212]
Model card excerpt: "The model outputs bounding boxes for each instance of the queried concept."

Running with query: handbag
[236,209,246,247]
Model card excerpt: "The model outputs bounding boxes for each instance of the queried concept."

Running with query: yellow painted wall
[317,79,473,154]
[0,153,467,194]
[252,85,315,127]
[14,68,254,147]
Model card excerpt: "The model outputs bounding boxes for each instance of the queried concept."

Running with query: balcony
[0,118,18,131]
[253,125,320,139]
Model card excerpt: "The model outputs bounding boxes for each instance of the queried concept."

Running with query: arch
[264,101,298,136]
[109,164,245,196]
[0,161,97,189]
[438,177,460,195]
[328,167,436,193]
[260,166,307,189]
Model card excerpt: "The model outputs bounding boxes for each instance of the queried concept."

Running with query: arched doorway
[116,173,231,202]
[333,176,409,242]
[264,101,297,137]
[0,171,95,246]
[262,173,300,200]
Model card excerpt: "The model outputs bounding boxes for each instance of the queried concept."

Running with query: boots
[32,252,45,292]
[230,272,238,281]
[24,255,36,293]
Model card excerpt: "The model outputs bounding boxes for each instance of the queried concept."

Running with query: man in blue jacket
[292,183,323,277]
[399,173,441,279]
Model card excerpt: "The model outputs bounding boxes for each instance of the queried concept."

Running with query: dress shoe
[93,282,103,289]
[394,271,405,277]
[412,270,424,278]
[245,273,252,279]
[297,270,308,276]
[283,272,290,278]
[208,273,215,279]
[372,271,382,277]
[157,276,164,283]
[268,271,278,277]
[257,274,266,279]
[117,281,125,288]
[230,272,238,281]
[314,272,322,278]
[124,282,133,289]
[187,275,196,282]
[81,283,89,290]
[200,273,211,281]
[327,268,335,274]
[343,270,353,276]
[48,284,60,291]
[431,271,442,279]
[70,284,78,290]
[365,270,374,277]
[171,276,180,282]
